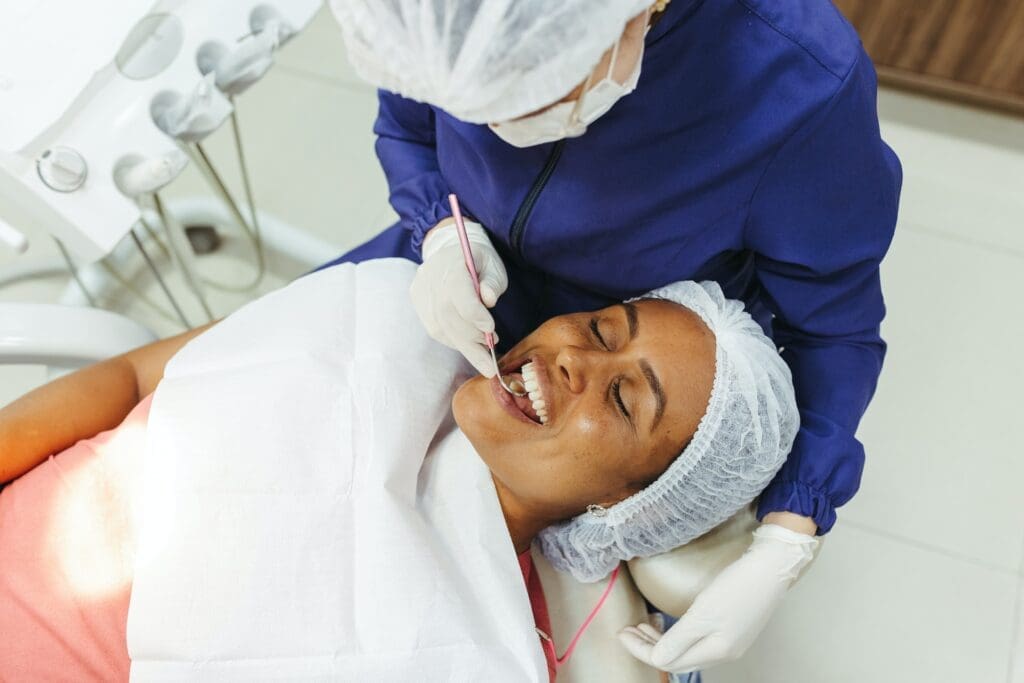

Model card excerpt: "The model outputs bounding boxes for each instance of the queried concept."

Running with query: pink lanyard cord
[539,565,621,668]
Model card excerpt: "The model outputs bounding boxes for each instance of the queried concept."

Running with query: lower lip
[490,377,539,426]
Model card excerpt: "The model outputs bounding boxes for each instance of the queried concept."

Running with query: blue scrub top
[326,0,903,534]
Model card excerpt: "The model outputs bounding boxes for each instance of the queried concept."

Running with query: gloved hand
[618,523,819,673]
[410,219,509,377]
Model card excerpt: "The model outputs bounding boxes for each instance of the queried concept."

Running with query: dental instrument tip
[492,347,526,396]
[506,378,527,395]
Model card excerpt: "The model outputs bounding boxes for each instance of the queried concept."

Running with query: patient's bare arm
[0,323,215,483]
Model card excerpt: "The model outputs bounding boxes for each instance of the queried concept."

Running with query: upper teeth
[521,362,548,424]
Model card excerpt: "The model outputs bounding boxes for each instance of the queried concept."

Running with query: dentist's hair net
[537,281,799,583]
[327,0,652,123]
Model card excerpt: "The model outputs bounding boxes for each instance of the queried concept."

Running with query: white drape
[127,259,546,682]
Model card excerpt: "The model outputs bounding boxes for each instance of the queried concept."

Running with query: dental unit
[0,1,325,326]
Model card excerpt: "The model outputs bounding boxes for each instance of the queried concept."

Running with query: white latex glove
[618,524,819,673]
[410,219,508,377]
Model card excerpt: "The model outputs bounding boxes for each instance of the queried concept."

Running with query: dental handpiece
[447,193,526,397]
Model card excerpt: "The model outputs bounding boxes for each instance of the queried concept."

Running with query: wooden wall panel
[833,0,1024,115]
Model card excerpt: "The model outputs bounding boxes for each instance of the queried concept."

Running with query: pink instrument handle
[448,193,495,349]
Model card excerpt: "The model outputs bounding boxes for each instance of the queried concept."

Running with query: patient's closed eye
[613,379,630,420]
[590,317,622,351]
[589,318,608,349]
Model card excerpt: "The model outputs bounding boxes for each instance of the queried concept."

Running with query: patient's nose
[555,346,599,394]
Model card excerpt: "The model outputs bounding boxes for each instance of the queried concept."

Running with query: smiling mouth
[499,360,548,425]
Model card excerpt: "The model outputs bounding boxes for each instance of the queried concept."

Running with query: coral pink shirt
[0,396,152,681]
[519,551,557,682]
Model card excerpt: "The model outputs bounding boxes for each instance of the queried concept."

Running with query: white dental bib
[127,259,546,682]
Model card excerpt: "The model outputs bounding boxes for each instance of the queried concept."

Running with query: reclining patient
[0,259,796,682]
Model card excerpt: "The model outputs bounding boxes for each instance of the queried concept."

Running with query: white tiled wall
[2,7,1023,681]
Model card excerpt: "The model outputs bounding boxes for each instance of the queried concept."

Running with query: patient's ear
[607,470,659,508]
[596,462,665,512]
[597,481,645,511]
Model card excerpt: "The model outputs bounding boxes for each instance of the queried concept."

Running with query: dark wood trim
[833,0,1024,118]
[876,65,1024,117]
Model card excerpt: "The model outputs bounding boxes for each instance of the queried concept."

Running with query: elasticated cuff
[757,480,837,535]
[408,200,455,258]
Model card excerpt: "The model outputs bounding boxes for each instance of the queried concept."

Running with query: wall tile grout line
[841,518,1021,577]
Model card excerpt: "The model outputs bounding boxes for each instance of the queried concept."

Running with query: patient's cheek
[570,413,607,443]
[451,380,476,428]
[452,378,491,435]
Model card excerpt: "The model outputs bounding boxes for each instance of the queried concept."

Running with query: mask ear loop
[566,65,596,130]
[567,35,624,130]
[605,35,623,85]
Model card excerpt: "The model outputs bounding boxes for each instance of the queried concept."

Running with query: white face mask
[489,35,645,148]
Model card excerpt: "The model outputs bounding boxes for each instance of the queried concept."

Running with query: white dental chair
[533,503,778,682]
[0,302,156,376]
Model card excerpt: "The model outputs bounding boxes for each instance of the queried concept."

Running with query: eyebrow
[619,302,639,340]
[640,360,666,431]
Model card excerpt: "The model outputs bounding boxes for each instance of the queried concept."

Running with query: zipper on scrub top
[509,139,567,259]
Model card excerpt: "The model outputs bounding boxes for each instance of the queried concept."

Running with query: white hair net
[327,0,651,123]
[537,281,799,582]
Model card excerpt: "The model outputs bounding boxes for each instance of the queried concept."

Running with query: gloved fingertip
[479,285,499,308]
[620,627,656,646]
[616,631,656,666]
[636,623,663,641]
[615,631,636,647]
[650,643,689,670]
[470,352,497,378]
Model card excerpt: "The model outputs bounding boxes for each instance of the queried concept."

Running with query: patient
[0,261,796,681]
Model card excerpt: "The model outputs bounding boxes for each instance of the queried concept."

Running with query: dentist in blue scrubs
[325,0,901,674]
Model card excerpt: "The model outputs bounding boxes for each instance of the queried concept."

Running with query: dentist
[321,0,901,674]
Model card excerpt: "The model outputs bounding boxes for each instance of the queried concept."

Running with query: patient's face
[452,299,716,523]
